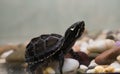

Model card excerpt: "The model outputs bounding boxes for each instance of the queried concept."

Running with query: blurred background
[0,0,120,74]
[0,0,120,44]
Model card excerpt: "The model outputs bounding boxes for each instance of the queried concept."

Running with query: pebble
[114,68,120,72]
[104,66,114,73]
[43,67,55,74]
[95,44,120,65]
[80,42,89,54]
[87,65,117,73]
[110,61,120,69]
[94,66,105,73]
[0,50,14,58]
[117,55,120,63]
[88,52,99,58]
[62,58,79,73]
[87,39,115,53]
[0,58,6,63]
[86,69,95,73]
[88,60,98,67]
[0,45,17,55]
[6,44,25,62]
[79,64,88,72]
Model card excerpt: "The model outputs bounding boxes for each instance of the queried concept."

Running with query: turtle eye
[70,27,74,31]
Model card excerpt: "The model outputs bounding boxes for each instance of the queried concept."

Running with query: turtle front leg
[58,51,64,74]
[69,49,80,67]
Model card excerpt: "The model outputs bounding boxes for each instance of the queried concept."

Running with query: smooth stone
[87,39,115,53]
[65,51,90,66]
[80,42,89,54]
[110,61,120,69]
[79,64,88,72]
[6,44,25,62]
[88,60,98,67]
[62,58,79,73]
[43,67,55,74]
[55,58,79,73]
[114,68,120,72]
[0,58,6,63]
[0,50,14,58]
[88,52,99,58]
[94,66,105,73]
[72,41,82,52]
[104,66,114,73]
[86,69,95,73]
[95,46,120,65]
[117,33,120,41]
[0,45,17,55]
[117,55,120,63]
[95,30,111,40]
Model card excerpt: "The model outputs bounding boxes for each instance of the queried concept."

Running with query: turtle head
[64,21,85,40]
[62,21,85,54]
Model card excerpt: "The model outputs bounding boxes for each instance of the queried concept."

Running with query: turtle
[25,21,85,74]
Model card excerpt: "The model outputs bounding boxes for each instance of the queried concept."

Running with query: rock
[65,51,90,66]
[87,39,115,53]
[88,52,99,59]
[117,55,120,63]
[80,42,89,54]
[0,50,14,58]
[94,66,105,73]
[114,68,120,72]
[88,60,98,68]
[62,58,79,73]
[73,51,90,66]
[0,45,18,55]
[79,64,88,72]
[106,34,116,41]
[91,65,115,73]
[96,30,113,40]
[87,65,115,73]
[54,58,79,74]
[104,66,114,73]
[110,61,120,69]
[72,41,82,52]
[0,58,6,63]
[86,69,95,73]
[43,67,55,74]
[35,58,79,74]
[6,44,26,62]
[95,41,120,65]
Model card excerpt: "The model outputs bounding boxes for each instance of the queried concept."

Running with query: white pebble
[114,68,120,72]
[110,61,120,69]
[0,58,6,63]
[79,64,88,71]
[117,55,120,63]
[0,50,14,58]
[86,69,95,73]
[62,58,79,73]
[44,67,55,74]
[88,60,98,67]
[80,42,89,54]
[87,39,115,53]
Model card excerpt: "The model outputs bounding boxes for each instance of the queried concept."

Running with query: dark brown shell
[25,34,64,71]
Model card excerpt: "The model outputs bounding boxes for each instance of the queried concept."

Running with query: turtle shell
[25,33,64,71]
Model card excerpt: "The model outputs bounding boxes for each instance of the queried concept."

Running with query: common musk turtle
[25,21,85,74]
